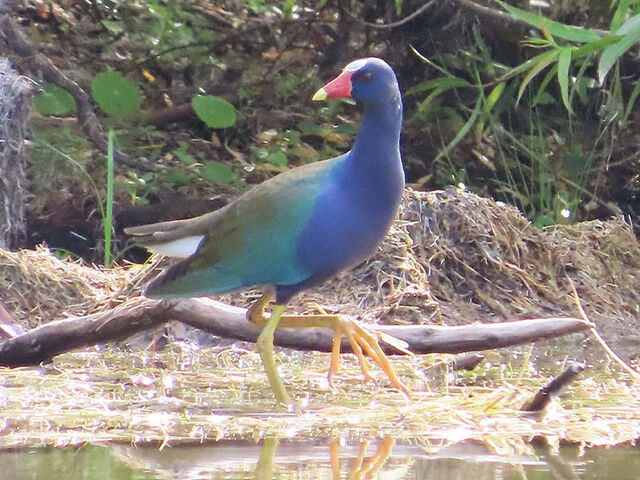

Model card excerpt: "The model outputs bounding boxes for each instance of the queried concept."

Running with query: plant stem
[104,129,115,268]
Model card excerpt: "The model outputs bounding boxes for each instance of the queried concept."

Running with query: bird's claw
[328,315,409,395]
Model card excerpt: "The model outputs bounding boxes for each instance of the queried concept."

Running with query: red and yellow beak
[312,70,353,101]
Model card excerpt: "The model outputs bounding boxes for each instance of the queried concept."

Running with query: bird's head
[312,58,399,108]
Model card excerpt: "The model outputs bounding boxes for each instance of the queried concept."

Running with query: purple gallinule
[126,58,407,404]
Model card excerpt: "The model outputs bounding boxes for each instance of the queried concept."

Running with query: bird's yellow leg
[248,293,275,326]
[251,300,291,405]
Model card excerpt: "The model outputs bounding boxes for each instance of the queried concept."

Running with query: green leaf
[533,91,555,105]
[34,84,77,116]
[562,151,590,179]
[496,1,602,43]
[616,12,640,35]
[622,79,640,123]
[282,0,296,17]
[598,33,640,83]
[485,83,505,110]
[500,45,560,84]
[395,0,402,15]
[410,46,457,78]
[102,20,124,35]
[165,168,193,185]
[516,50,559,104]
[191,95,237,128]
[573,35,621,58]
[597,13,640,84]
[611,0,634,31]
[173,142,197,164]
[534,214,554,227]
[434,95,482,163]
[533,66,557,106]
[557,47,573,113]
[572,75,592,105]
[265,151,288,167]
[91,71,141,117]
[416,87,446,114]
[333,123,359,135]
[297,120,323,134]
[201,160,235,183]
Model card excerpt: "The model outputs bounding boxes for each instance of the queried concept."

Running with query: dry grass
[0,347,637,452]
[0,246,144,329]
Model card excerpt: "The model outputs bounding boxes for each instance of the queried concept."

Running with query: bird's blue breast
[293,150,404,282]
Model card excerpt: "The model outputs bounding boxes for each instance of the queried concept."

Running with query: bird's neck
[348,95,404,189]
[353,98,402,154]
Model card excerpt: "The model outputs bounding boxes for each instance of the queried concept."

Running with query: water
[1,440,638,479]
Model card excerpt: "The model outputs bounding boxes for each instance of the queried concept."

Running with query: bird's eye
[353,71,373,83]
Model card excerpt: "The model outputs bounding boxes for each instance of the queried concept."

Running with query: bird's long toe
[331,316,409,395]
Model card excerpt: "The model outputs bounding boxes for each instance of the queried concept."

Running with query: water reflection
[0,438,638,479]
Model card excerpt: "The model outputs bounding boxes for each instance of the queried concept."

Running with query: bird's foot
[248,294,410,399]
[324,314,409,395]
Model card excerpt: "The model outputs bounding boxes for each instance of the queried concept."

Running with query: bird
[125,57,408,405]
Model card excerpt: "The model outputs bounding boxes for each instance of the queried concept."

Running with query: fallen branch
[0,297,590,367]
[521,362,587,413]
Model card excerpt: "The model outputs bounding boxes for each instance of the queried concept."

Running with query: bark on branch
[0,297,590,367]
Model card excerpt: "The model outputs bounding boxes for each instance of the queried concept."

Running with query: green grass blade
[557,47,573,113]
[416,87,446,114]
[434,95,482,163]
[104,129,115,268]
[410,45,457,77]
[38,142,105,222]
[573,35,621,58]
[533,65,558,106]
[611,0,634,31]
[486,82,506,111]
[517,49,559,104]
[598,32,640,83]
[616,12,640,35]
[622,79,640,124]
[496,0,602,43]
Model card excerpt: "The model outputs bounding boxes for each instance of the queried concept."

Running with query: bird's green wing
[137,157,341,297]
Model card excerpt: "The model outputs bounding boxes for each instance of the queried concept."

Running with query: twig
[559,174,622,216]
[521,362,586,412]
[341,1,436,29]
[450,0,529,29]
[567,277,640,380]
[0,301,22,339]
[453,353,485,370]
